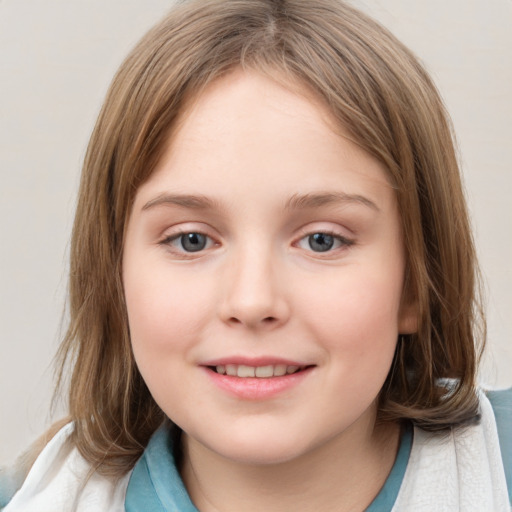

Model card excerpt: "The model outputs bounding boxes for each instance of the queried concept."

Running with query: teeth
[238,365,256,377]
[226,364,237,376]
[255,365,273,378]
[273,364,287,376]
[214,364,304,378]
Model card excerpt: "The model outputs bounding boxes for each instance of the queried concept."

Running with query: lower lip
[203,367,314,400]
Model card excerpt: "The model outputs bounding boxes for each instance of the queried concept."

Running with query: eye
[297,232,353,253]
[162,232,215,253]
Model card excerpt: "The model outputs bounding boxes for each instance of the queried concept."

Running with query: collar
[125,423,413,512]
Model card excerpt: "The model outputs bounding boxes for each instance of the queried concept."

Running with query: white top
[2,423,129,512]
[392,390,510,511]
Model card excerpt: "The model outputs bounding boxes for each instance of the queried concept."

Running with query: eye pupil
[181,233,207,252]
[308,233,334,252]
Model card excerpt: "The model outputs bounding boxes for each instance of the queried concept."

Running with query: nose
[218,245,290,330]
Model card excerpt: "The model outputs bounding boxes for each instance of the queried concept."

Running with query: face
[123,69,417,466]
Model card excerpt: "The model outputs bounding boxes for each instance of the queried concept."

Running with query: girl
[1,0,510,510]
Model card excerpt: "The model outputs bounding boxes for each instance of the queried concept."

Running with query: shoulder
[486,387,512,505]
[0,423,130,512]
[392,387,511,511]
[0,423,71,510]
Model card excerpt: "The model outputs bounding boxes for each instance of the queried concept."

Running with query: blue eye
[297,232,352,253]
[163,232,212,253]
[308,233,335,252]
[180,233,207,252]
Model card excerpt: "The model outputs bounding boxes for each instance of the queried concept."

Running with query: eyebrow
[284,192,380,212]
[142,191,380,213]
[142,193,222,211]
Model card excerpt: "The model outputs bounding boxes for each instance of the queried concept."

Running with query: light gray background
[1,0,511,465]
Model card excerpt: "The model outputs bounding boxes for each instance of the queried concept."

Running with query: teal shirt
[488,388,512,503]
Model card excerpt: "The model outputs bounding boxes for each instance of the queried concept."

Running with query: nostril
[228,316,277,325]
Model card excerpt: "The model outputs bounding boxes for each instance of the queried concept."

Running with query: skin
[123,69,417,511]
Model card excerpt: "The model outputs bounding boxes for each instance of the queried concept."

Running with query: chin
[192,426,323,466]
[218,443,308,466]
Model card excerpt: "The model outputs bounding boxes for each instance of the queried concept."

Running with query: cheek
[124,266,215,360]
[124,266,217,416]
[300,270,402,366]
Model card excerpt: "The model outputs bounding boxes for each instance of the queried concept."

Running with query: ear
[398,267,419,334]
[398,299,419,334]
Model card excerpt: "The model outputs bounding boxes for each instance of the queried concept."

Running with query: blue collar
[125,425,198,512]
[125,423,413,511]
[366,423,412,511]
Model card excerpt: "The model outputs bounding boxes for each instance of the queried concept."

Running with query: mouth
[202,360,315,399]
[207,364,313,378]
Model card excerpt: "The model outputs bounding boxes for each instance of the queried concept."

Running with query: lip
[201,362,315,400]
[201,356,309,367]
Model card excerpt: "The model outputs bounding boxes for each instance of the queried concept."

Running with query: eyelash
[159,229,354,257]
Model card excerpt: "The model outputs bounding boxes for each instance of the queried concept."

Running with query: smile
[202,361,315,400]
[213,364,304,378]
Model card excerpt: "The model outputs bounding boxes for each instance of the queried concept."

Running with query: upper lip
[201,356,312,367]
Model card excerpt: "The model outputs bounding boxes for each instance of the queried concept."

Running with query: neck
[180,419,401,512]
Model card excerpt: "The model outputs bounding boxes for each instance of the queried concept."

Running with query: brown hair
[55,0,485,475]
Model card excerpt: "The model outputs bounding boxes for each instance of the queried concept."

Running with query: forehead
[135,69,395,214]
